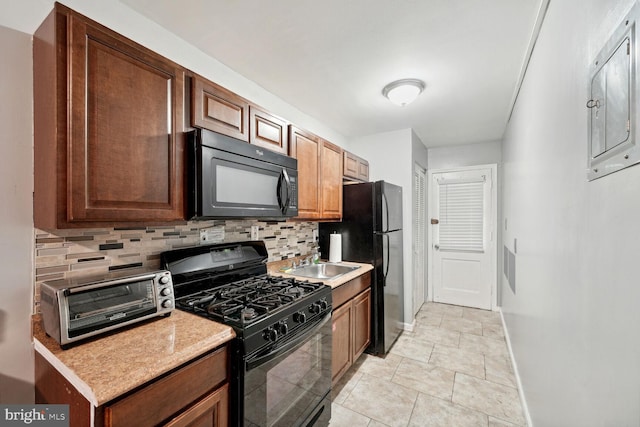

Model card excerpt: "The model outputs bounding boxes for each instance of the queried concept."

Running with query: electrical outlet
[251,225,259,240]
[200,227,224,244]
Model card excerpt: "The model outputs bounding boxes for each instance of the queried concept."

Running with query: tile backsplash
[34,220,318,312]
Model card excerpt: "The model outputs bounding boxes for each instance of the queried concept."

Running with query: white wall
[502,0,640,425]
[428,140,502,170]
[0,0,347,148]
[350,129,417,325]
[0,25,34,403]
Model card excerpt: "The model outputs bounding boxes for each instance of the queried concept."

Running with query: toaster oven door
[65,279,157,340]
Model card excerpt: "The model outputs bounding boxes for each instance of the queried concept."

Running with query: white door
[413,165,427,315]
[429,165,496,310]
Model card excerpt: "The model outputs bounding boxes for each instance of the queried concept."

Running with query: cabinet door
[320,140,342,219]
[249,106,288,155]
[358,158,369,181]
[289,126,320,219]
[353,288,372,359]
[165,384,228,427]
[66,13,185,223]
[331,302,353,384]
[343,151,369,182]
[192,76,249,141]
[343,151,359,179]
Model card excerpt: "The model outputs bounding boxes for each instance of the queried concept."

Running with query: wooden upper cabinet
[289,126,321,219]
[320,140,343,219]
[192,75,249,141]
[33,4,186,228]
[289,126,343,220]
[249,106,289,155]
[343,151,369,182]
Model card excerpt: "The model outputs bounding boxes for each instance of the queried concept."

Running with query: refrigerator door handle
[383,233,390,284]
[382,191,390,233]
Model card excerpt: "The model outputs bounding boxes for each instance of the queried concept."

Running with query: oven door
[243,313,332,427]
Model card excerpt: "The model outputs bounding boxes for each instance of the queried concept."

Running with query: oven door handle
[246,313,330,371]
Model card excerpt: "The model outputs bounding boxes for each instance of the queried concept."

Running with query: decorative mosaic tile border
[34,220,318,312]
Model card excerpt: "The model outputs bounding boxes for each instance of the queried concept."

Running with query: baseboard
[402,319,416,332]
[499,308,533,427]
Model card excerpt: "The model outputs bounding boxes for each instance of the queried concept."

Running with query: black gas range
[161,241,332,427]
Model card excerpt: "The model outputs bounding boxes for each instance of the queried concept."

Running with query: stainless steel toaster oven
[40,269,174,348]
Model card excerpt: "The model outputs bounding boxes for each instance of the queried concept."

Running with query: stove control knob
[161,299,173,309]
[278,322,288,335]
[264,328,278,342]
[293,311,307,323]
[310,303,321,314]
[319,299,329,311]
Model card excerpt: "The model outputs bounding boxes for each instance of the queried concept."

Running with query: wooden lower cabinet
[35,346,229,427]
[331,301,353,382]
[331,272,372,385]
[164,384,228,427]
[353,289,372,357]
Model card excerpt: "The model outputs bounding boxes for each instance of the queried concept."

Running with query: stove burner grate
[175,274,325,326]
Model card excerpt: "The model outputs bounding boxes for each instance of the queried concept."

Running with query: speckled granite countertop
[267,260,373,288]
[33,310,235,407]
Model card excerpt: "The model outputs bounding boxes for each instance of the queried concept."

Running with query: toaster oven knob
[160,287,172,297]
[159,276,170,285]
[161,299,173,309]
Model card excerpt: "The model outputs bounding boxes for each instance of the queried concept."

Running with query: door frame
[427,164,498,310]
[413,163,427,316]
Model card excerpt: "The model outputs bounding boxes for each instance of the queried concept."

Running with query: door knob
[434,244,440,250]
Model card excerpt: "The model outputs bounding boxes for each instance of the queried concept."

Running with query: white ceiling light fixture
[382,79,426,106]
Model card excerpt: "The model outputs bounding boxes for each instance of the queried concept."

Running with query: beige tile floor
[329,302,526,427]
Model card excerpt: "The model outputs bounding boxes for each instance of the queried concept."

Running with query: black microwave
[188,129,298,219]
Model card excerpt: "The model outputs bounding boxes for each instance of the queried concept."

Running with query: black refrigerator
[319,180,403,355]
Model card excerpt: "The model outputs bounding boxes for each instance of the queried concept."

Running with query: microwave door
[199,147,284,218]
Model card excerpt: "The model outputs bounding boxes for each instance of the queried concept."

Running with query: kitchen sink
[291,263,360,280]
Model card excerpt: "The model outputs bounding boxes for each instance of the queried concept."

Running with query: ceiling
[85,1,545,146]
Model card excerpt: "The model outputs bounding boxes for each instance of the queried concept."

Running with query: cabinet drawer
[332,271,371,308]
[104,347,227,427]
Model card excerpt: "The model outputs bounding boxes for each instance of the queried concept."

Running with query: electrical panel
[587,4,640,180]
